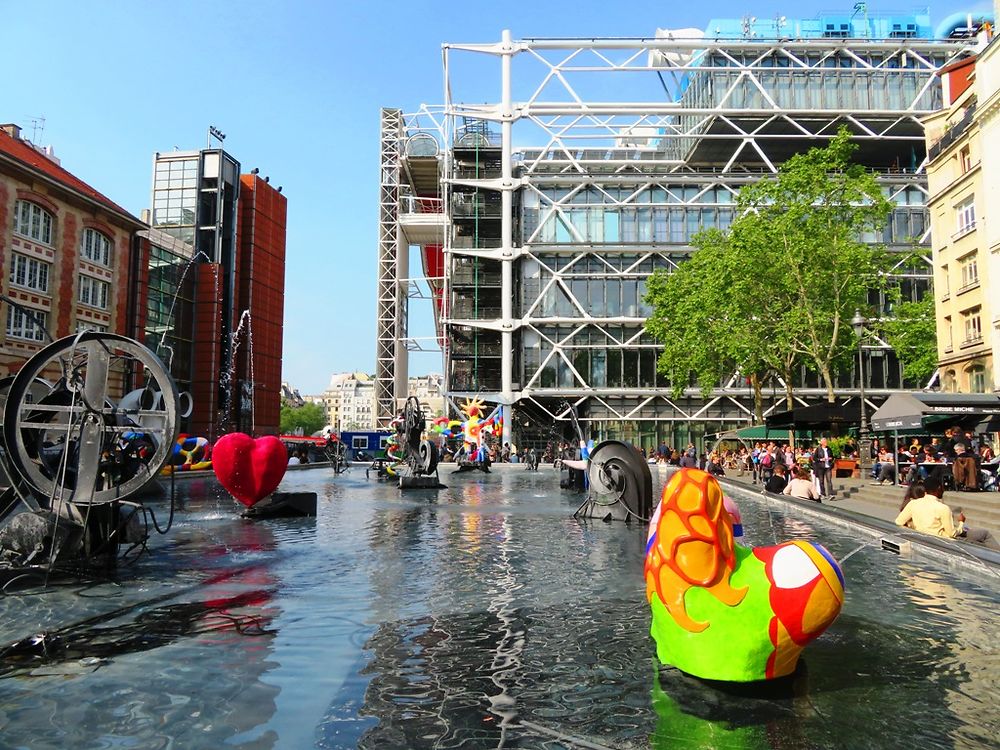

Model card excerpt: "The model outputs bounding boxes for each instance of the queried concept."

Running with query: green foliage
[882,294,938,385]
[644,127,897,408]
[279,402,327,436]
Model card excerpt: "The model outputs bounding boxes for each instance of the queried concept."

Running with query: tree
[882,294,938,386]
[738,128,894,402]
[645,128,896,413]
[280,402,327,436]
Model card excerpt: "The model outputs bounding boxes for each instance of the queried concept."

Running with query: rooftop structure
[380,12,980,447]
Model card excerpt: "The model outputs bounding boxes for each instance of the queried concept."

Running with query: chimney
[0,123,22,140]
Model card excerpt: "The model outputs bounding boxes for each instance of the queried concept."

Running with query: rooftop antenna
[28,116,45,143]
[207,124,226,148]
[741,15,757,39]
[774,14,787,38]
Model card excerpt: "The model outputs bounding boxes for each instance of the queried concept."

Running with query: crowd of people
[871,426,997,491]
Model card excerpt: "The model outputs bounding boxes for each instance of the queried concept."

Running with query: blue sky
[1,0,987,394]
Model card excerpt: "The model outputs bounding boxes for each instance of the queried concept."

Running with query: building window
[9,253,50,293]
[943,369,957,393]
[352,436,369,450]
[944,316,953,353]
[955,197,976,237]
[959,254,979,290]
[962,307,982,345]
[78,275,109,310]
[13,200,53,245]
[81,228,112,266]
[968,365,987,393]
[76,320,108,333]
[959,146,972,173]
[940,264,949,298]
[6,306,48,342]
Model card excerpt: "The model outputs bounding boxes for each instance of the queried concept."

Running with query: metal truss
[375,108,403,430]
[375,107,449,429]
[384,30,975,432]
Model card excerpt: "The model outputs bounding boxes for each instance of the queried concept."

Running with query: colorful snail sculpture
[161,435,213,474]
[644,469,844,682]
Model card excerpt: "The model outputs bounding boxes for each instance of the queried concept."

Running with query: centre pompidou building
[378,12,978,448]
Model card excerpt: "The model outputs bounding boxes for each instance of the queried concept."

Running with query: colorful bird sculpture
[644,469,844,682]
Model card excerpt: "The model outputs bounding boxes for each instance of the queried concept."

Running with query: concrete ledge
[720,477,1000,579]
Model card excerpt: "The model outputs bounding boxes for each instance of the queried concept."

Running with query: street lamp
[851,309,870,471]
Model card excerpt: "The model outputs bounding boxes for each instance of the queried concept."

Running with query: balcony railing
[928,103,977,161]
[400,196,444,214]
[951,222,976,241]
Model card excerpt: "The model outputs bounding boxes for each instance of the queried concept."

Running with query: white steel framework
[384,24,973,445]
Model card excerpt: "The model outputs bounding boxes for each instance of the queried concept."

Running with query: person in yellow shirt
[895,477,1000,550]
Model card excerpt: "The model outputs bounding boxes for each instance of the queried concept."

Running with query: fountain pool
[0,467,996,749]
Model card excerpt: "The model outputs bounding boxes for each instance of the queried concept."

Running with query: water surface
[0,467,997,749]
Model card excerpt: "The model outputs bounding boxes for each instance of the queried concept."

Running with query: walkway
[720,468,1000,568]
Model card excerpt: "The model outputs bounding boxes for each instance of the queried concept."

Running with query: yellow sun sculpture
[459,397,487,447]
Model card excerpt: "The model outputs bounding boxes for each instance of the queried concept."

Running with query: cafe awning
[869,392,1000,432]
[708,425,812,441]
[765,402,862,431]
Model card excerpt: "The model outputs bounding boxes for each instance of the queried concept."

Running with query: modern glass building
[379,12,981,447]
[131,146,287,439]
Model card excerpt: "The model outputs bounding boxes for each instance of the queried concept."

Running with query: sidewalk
[722,469,1000,541]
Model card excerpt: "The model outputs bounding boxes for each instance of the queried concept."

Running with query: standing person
[812,437,836,500]
[758,444,776,483]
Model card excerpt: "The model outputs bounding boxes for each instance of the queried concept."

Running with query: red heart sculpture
[212,433,288,507]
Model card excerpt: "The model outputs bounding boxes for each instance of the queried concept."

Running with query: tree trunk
[784,366,796,448]
[750,372,763,423]
[821,365,835,404]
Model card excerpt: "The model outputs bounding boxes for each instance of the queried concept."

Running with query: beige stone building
[924,34,998,394]
[402,373,445,420]
[317,372,376,432]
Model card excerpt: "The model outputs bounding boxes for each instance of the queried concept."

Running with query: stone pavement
[721,468,1000,541]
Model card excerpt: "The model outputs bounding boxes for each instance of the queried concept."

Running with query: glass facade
[144,243,194,394]
[152,157,198,245]
[426,25,968,447]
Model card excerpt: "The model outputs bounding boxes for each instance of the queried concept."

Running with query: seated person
[952,442,979,491]
[764,463,788,494]
[896,476,1000,550]
[783,465,821,502]
[901,448,923,485]
[898,481,926,517]
[877,453,897,485]
[706,452,726,476]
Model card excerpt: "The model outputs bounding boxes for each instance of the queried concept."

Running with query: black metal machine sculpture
[396,396,443,489]
[0,332,181,587]
[574,440,653,523]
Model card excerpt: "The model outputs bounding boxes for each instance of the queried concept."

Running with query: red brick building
[0,123,143,379]
[236,174,287,438]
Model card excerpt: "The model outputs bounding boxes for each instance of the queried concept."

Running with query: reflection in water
[0,587,274,678]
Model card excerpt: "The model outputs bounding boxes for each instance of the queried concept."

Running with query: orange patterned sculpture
[645,469,844,682]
